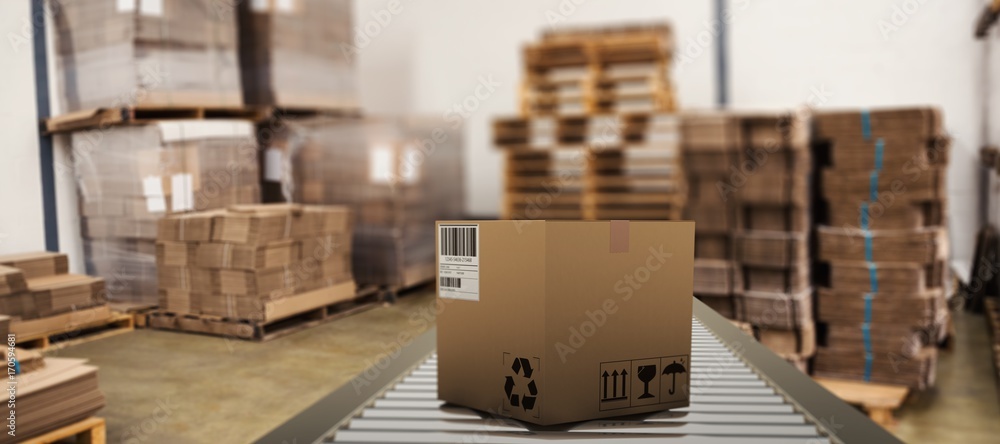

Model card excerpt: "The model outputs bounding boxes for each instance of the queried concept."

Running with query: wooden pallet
[149,286,382,342]
[23,417,105,444]
[109,302,158,329]
[815,377,910,430]
[17,314,134,351]
[45,105,362,133]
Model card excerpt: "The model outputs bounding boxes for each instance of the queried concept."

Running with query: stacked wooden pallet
[496,112,684,221]
[734,111,815,372]
[583,113,685,220]
[496,116,585,220]
[682,113,742,319]
[812,107,950,389]
[523,24,676,115]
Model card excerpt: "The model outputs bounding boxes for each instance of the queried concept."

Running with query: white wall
[0,1,47,255]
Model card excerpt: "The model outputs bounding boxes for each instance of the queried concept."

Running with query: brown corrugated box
[436,220,694,425]
[25,274,106,318]
[0,252,69,280]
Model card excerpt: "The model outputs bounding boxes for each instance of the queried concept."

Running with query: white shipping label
[117,0,136,12]
[438,224,480,301]
[146,196,167,213]
[142,176,164,197]
[139,0,163,16]
[264,148,284,182]
[275,0,296,13]
[170,173,194,212]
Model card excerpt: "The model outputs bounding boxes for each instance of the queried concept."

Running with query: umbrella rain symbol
[662,359,687,395]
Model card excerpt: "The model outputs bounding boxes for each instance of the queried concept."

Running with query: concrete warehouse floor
[53,289,999,444]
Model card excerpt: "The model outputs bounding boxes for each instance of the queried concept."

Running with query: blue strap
[869,170,879,203]
[868,262,879,293]
[863,230,874,263]
[874,138,884,171]
[861,109,872,141]
[863,293,874,382]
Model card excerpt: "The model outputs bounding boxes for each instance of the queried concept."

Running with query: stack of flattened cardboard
[3,356,104,441]
[524,24,676,115]
[496,116,585,220]
[812,107,949,389]
[156,204,356,320]
[583,113,685,220]
[682,112,741,319]
[237,0,356,109]
[52,0,241,112]
[0,252,106,321]
[260,117,463,291]
[733,111,815,372]
[73,121,260,305]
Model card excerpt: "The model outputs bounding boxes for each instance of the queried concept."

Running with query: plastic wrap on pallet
[261,117,463,290]
[72,120,260,305]
[52,0,242,112]
[237,0,357,109]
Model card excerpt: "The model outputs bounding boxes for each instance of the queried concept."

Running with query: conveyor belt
[257,300,902,444]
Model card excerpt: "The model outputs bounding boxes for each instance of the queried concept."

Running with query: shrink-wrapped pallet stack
[74,121,260,305]
[155,204,356,328]
[732,111,815,372]
[237,0,356,109]
[260,117,464,292]
[52,0,242,112]
[812,108,949,389]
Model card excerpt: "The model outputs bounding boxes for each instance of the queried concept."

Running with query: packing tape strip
[861,109,872,141]
[863,292,874,382]
[869,170,879,203]
[874,138,884,171]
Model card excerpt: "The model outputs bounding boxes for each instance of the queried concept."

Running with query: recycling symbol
[504,357,538,411]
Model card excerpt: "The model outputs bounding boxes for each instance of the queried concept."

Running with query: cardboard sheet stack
[495,116,585,220]
[523,24,676,115]
[260,117,463,291]
[3,355,104,441]
[812,108,949,389]
[733,111,815,372]
[52,0,241,112]
[0,252,107,326]
[156,204,356,320]
[583,113,685,220]
[237,0,356,109]
[682,113,742,319]
[74,121,260,306]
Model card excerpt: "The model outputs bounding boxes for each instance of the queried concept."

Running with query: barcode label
[441,226,478,257]
[438,224,480,301]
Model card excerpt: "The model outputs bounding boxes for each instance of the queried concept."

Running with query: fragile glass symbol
[637,365,657,399]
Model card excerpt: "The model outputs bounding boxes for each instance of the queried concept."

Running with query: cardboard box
[0,265,27,294]
[26,274,106,318]
[0,252,69,280]
[436,220,694,425]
